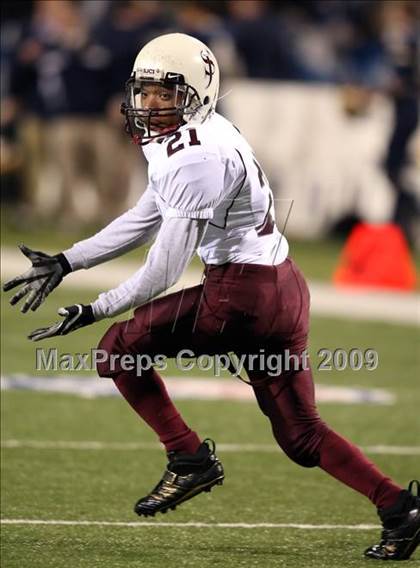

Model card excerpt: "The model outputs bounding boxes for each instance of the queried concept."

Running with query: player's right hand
[3,245,71,313]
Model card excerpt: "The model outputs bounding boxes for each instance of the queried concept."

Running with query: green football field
[1,280,420,567]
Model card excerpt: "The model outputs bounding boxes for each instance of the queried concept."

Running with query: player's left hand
[28,304,95,341]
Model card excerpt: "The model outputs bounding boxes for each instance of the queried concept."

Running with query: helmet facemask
[122,75,202,145]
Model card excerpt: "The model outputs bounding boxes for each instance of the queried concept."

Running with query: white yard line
[2,247,419,326]
[0,375,396,405]
[2,439,419,455]
[0,519,380,530]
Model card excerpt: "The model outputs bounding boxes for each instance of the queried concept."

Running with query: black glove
[28,304,95,342]
[3,245,72,313]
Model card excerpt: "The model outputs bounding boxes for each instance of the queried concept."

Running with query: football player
[4,33,419,561]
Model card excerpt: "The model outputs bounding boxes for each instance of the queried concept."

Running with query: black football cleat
[364,480,420,561]
[134,438,224,517]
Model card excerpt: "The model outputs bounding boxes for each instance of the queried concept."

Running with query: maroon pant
[97,258,401,508]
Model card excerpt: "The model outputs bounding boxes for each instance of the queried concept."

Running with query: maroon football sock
[319,429,402,509]
[113,369,201,454]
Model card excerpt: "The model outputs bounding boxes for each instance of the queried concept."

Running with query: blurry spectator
[173,1,239,78]
[273,1,344,82]
[1,1,32,205]
[6,0,153,227]
[337,1,391,88]
[93,1,170,102]
[381,0,419,246]
[226,0,297,80]
[80,0,111,28]
[92,1,172,210]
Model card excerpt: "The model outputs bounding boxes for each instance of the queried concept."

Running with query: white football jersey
[142,113,289,265]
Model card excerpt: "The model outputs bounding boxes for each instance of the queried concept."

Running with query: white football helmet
[122,33,220,144]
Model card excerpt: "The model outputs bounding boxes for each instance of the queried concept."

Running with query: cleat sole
[135,473,225,518]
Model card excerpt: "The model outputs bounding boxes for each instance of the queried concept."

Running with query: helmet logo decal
[201,50,215,88]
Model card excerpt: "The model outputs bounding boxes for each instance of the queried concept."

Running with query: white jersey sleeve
[161,157,224,220]
[149,148,225,221]
[91,217,208,319]
[63,186,162,270]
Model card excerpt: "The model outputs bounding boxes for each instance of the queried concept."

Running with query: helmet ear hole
[203,96,209,105]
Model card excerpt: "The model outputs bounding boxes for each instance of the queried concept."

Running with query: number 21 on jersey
[166,128,201,157]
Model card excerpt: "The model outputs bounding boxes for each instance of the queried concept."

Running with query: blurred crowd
[1,0,419,241]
